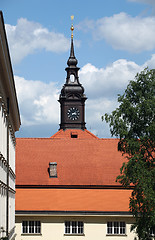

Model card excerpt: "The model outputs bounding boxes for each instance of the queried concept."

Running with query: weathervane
[71,15,74,39]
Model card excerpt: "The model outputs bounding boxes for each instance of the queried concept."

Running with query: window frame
[64,221,84,235]
[22,221,41,234]
[107,221,126,235]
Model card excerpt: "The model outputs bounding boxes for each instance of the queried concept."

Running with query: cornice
[0,96,16,145]
[0,181,15,193]
[0,153,7,166]
[0,12,21,131]
[0,153,16,178]
[15,184,134,190]
[15,210,133,217]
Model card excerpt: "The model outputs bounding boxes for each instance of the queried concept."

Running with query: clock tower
[59,18,87,130]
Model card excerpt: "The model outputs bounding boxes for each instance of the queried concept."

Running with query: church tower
[59,17,87,130]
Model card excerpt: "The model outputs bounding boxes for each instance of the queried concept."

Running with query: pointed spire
[70,38,75,58]
[67,15,78,67]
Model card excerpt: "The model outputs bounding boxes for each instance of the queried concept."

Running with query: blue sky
[1,0,155,138]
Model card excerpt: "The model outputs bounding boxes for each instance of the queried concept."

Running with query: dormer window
[49,162,57,178]
[71,132,78,138]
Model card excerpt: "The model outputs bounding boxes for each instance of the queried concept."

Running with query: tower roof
[67,38,78,67]
[66,17,79,70]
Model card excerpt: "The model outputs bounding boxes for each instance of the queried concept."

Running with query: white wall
[0,102,7,161]
[9,192,15,233]
[0,101,7,237]
[0,11,20,240]
[15,215,136,240]
[0,100,16,239]
[0,187,7,239]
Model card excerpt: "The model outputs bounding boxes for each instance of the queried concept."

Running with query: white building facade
[0,11,20,240]
[15,214,136,240]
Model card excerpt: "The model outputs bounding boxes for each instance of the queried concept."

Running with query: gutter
[6,97,9,239]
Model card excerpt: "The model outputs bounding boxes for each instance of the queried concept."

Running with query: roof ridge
[16,137,50,140]
[100,138,119,140]
[85,129,99,139]
[50,129,63,138]
[16,137,118,141]
[50,129,100,139]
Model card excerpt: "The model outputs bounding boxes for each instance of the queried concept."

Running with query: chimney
[49,162,57,178]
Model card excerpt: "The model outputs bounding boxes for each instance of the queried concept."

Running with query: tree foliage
[103,68,155,240]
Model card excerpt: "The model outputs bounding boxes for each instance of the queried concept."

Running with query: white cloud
[145,54,155,68]
[79,59,144,136]
[15,76,59,126]
[127,0,155,15]
[79,55,155,136]
[96,13,155,52]
[128,0,155,5]
[79,59,142,99]
[6,18,70,64]
[86,98,119,137]
[76,19,95,32]
[78,13,155,53]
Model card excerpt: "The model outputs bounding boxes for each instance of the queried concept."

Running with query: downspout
[6,97,9,240]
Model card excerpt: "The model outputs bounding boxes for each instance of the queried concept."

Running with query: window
[70,74,75,83]
[22,221,41,234]
[65,221,84,235]
[107,221,126,235]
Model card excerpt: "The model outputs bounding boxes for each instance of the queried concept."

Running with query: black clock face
[67,107,80,120]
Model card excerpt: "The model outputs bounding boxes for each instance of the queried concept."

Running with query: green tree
[103,68,155,240]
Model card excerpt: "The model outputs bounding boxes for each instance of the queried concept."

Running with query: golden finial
[71,15,74,39]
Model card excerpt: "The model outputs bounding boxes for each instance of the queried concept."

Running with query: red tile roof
[16,188,132,212]
[16,129,126,186]
[51,129,99,139]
